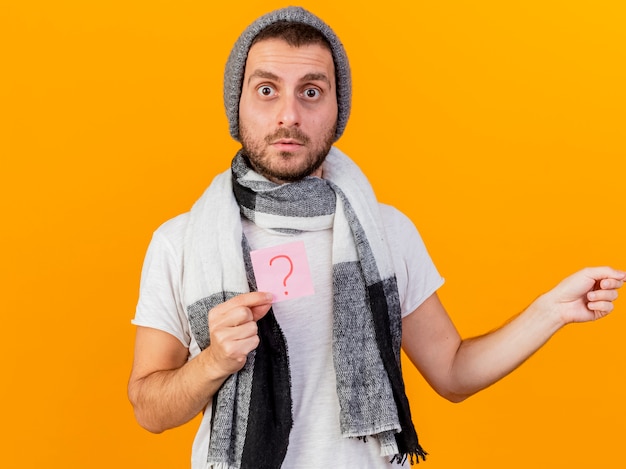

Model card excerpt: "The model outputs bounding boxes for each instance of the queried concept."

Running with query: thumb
[250,293,273,322]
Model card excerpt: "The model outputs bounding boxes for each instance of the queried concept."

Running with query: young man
[128,7,624,468]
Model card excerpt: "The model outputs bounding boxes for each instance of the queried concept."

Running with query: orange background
[1,1,625,467]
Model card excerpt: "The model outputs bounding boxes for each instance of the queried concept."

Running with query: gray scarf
[183,147,426,468]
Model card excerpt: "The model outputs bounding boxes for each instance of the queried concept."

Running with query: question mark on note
[250,241,315,303]
[269,255,293,296]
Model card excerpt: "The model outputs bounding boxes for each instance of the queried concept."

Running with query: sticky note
[250,241,315,303]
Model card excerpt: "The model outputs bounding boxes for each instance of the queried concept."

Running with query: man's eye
[304,88,320,99]
[257,86,276,97]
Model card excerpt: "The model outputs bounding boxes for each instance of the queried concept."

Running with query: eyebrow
[302,73,332,87]
[247,69,332,88]
[247,69,280,84]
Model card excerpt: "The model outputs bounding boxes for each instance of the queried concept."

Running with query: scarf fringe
[390,445,428,465]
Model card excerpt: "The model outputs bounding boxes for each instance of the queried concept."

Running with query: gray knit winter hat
[224,6,352,142]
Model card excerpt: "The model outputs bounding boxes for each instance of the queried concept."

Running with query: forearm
[404,269,624,403]
[447,294,564,401]
[129,349,227,433]
[129,293,273,433]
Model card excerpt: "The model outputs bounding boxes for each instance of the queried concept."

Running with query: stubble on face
[239,121,336,184]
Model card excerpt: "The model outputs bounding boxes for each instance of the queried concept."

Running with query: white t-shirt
[133,203,444,468]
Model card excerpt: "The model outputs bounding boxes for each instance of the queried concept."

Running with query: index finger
[599,277,625,290]
[583,267,626,282]
[216,291,273,308]
[212,291,274,320]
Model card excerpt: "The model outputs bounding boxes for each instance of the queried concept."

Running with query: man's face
[238,38,338,184]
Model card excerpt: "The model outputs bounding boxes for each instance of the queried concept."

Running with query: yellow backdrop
[2,0,624,467]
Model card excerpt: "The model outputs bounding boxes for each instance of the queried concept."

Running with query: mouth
[271,138,303,145]
[270,138,305,152]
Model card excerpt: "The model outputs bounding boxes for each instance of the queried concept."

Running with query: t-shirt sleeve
[132,214,191,348]
[380,204,445,317]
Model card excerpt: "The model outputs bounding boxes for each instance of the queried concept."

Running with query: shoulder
[378,203,426,257]
[154,212,189,240]
[148,212,190,254]
[139,212,190,277]
[379,203,420,238]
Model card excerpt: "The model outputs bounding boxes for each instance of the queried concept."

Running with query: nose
[277,93,301,128]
